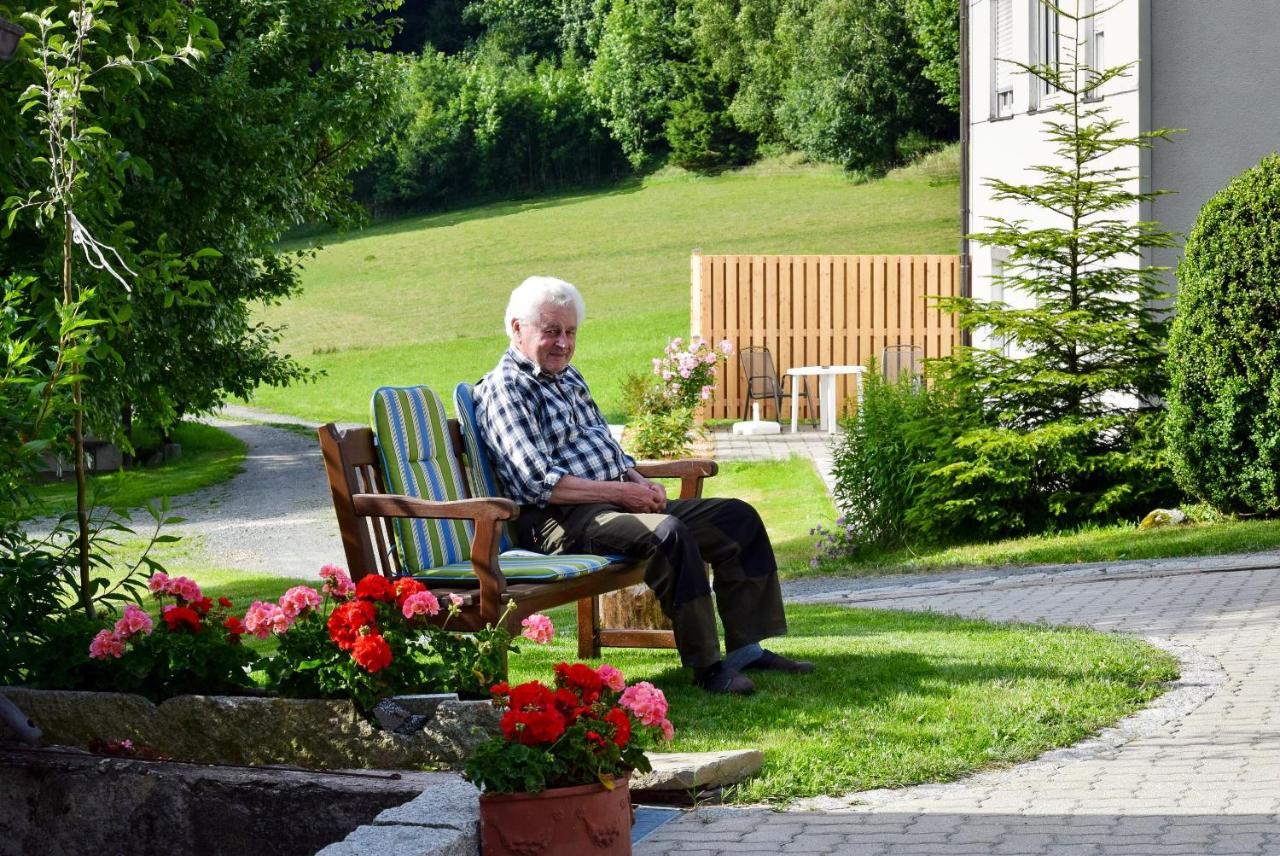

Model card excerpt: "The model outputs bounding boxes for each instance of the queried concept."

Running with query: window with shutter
[1039,2,1060,95]
[992,0,1015,118]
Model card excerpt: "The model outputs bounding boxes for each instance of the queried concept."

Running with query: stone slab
[631,750,765,792]
[373,775,480,831]
[315,823,477,856]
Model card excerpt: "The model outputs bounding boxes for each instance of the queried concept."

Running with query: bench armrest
[350,493,518,523]
[350,493,517,621]
[633,459,718,500]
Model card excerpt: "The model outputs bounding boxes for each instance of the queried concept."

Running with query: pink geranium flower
[319,563,356,598]
[402,590,441,619]
[620,681,669,727]
[597,664,626,692]
[88,629,126,659]
[243,601,290,639]
[168,576,203,603]
[147,571,170,594]
[659,718,675,741]
[279,585,322,619]
[447,593,465,607]
[520,613,554,644]
[113,604,154,640]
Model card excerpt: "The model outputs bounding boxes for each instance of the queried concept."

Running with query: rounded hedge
[1167,153,1280,513]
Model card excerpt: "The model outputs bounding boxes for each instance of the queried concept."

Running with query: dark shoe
[694,662,756,695]
[743,649,814,674]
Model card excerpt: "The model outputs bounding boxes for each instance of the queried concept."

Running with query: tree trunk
[598,583,672,632]
[64,210,93,620]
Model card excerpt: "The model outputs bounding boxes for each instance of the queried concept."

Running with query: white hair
[503,276,586,340]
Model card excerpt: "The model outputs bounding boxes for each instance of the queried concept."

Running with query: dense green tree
[85,0,404,437]
[905,0,959,111]
[1166,155,1280,514]
[587,0,682,168]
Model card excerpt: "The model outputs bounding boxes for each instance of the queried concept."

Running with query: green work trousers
[513,497,788,669]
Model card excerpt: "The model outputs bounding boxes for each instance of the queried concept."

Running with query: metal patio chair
[738,346,816,423]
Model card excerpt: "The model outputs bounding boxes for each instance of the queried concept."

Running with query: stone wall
[0,748,446,856]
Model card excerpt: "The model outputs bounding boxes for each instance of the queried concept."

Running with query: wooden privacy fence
[691,253,962,421]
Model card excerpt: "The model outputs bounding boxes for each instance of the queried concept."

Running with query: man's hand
[615,481,666,513]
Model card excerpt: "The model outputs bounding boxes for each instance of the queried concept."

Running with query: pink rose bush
[632,336,735,458]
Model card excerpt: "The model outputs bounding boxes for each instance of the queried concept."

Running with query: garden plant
[1166,153,1280,515]
[625,336,733,459]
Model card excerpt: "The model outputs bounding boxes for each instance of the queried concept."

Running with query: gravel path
[170,410,354,578]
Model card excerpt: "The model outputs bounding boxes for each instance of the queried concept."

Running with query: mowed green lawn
[250,152,960,424]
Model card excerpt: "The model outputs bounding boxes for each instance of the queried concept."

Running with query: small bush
[1167,153,1280,514]
[827,368,939,553]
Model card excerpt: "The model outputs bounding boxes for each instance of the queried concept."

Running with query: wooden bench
[317,421,717,658]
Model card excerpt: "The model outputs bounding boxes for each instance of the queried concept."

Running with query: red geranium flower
[500,707,566,745]
[554,662,604,704]
[393,577,426,605]
[507,680,556,713]
[218,597,233,608]
[192,596,214,616]
[604,706,631,747]
[223,616,245,643]
[162,605,202,633]
[327,600,378,651]
[490,682,510,698]
[351,632,393,673]
[355,575,396,603]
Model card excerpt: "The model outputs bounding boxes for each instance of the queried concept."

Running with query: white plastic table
[787,365,866,434]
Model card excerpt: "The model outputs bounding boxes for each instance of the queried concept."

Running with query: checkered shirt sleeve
[474,348,635,507]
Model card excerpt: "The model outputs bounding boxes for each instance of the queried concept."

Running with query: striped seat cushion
[371,386,474,573]
[415,550,615,582]
[453,382,513,552]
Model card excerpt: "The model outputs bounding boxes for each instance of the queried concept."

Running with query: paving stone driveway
[638,565,1280,855]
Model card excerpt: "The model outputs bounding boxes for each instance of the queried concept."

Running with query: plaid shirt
[474,347,635,507]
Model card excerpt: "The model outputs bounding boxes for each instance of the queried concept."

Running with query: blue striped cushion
[453,382,513,552]
[415,550,615,582]
[371,386,473,573]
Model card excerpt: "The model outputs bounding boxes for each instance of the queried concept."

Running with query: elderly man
[474,275,811,695]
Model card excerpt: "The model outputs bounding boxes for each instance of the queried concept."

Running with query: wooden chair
[317,388,717,659]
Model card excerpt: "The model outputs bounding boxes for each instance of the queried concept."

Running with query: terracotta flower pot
[479,774,633,856]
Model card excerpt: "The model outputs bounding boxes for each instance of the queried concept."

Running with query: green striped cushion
[371,386,473,572]
[415,550,614,582]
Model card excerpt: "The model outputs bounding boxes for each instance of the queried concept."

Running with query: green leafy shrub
[1167,153,1280,514]
[628,408,697,460]
[825,367,940,555]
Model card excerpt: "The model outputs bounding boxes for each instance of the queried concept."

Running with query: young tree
[4,0,204,615]
[930,0,1179,535]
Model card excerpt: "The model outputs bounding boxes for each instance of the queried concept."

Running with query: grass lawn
[249,150,960,424]
[809,517,1280,579]
[29,422,246,515]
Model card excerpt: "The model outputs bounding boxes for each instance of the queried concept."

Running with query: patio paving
[636,562,1280,855]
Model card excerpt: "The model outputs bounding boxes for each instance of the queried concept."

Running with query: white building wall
[1148,1,1280,292]
[967,0,1143,349]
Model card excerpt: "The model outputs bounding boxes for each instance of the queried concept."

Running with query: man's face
[512,302,577,375]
